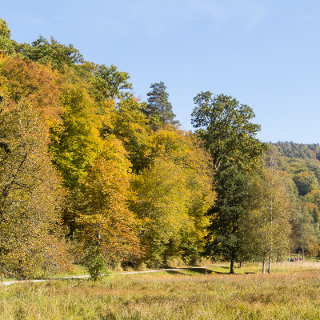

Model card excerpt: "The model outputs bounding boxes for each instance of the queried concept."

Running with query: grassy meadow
[1,262,320,320]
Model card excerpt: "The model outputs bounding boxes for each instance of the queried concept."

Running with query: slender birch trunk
[262,258,266,274]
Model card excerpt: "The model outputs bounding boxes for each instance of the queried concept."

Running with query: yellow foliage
[76,136,141,265]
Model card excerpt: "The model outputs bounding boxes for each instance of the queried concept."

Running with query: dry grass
[1,262,320,319]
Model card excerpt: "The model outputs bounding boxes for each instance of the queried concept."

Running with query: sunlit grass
[48,264,88,279]
[1,262,320,319]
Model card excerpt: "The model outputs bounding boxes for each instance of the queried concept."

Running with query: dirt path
[0,267,209,286]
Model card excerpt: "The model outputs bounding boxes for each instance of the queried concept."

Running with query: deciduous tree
[192,91,265,273]
[0,101,69,279]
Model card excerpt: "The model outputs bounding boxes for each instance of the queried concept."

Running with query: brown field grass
[1,262,320,319]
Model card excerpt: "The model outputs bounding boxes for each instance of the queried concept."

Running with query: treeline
[267,144,320,257]
[273,142,320,160]
[0,19,318,279]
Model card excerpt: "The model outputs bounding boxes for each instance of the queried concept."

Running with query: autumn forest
[0,18,319,280]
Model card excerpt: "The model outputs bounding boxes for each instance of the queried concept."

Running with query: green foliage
[192,91,265,171]
[0,19,15,55]
[291,202,320,256]
[0,37,16,55]
[111,97,152,173]
[245,169,292,268]
[206,167,257,265]
[0,19,11,38]
[265,144,320,256]
[82,246,106,281]
[16,36,83,71]
[131,157,190,266]
[192,91,265,272]
[91,64,132,100]
[144,81,179,128]
[131,132,214,267]
[273,142,320,160]
[293,171,318,196]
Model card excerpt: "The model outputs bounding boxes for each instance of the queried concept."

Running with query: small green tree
[82,246,106,281]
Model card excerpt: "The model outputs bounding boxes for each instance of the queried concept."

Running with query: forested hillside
[273,142,320,160]
[0,19,318,279]
[268,143,320,257]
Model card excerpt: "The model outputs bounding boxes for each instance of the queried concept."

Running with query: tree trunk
[262,258,266,274]
[230,259,235,274]
[267,256,271,273]
[238,261,243,268]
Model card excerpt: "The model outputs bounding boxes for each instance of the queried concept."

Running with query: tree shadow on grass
[164,270,188,275]
[180,267,214,274]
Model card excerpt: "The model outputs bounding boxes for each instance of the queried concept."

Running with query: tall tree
[144,81,178,128]
[0,19,15,55]
[130,130,214,267]
[130,157,189,267]
[247,169,292,273]
[192,91,265,273]
[0,101,69,279]
[76,137,141,275]
[50,85,105,235]
[50,85,104,190]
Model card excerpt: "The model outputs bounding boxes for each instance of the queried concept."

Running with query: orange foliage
[0,56,62,120]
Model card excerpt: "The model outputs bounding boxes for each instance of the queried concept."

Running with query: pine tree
[144,81,179,128]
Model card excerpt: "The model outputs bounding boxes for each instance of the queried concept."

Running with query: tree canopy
[0,19,318,279]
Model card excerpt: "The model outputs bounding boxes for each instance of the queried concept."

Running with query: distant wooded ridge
[271,142,320,160]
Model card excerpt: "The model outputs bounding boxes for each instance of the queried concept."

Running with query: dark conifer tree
[145,81,179,128]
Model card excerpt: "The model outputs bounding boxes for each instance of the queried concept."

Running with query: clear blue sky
[2,0,320,143]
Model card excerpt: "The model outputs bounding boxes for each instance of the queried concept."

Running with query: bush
[82,246,106,281]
